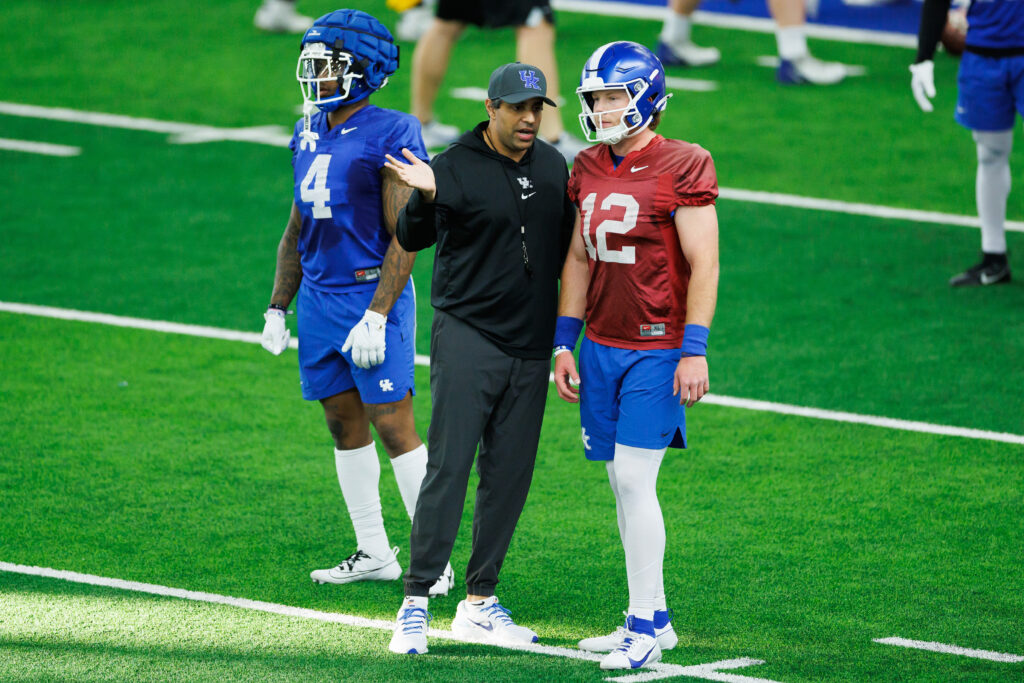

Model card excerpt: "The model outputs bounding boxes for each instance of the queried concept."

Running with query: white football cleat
[777,55,846,85]
[599,630,662,670]
[657,40,722,68]
[395,4,434,42]
[578,612,678,652]
[428,562,455,597]
[310,547,402,584]
[388,597,431,654]
[451,595,538,645]
[420,120,460,149]
[254,0,314,33]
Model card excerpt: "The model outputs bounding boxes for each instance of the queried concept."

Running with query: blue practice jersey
[967,0,1024,50]
[289,105,428,292]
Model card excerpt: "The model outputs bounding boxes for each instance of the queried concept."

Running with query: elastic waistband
[965,44,1024,58]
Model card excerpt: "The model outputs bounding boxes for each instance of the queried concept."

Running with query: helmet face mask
[296,42,362,112]
[576,41,668,145]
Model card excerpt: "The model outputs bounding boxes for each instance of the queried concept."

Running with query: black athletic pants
[404,310,550,597]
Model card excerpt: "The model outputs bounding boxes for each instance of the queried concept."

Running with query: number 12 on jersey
[581,192,639,264]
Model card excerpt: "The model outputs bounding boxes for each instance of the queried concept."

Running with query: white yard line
[550,0,917,48]
[3,100,1021,232]
[0,561,779,682]
[0,137,80,156]
[874,637,1024,663]
[2,301,1022,447]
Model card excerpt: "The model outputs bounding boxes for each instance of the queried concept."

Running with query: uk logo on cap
[519,70,540,90]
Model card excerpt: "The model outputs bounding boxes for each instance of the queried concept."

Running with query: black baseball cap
[487,62,557,106]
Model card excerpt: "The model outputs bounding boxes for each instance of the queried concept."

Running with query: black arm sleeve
[915,0,953,63]
[396,190,438,252]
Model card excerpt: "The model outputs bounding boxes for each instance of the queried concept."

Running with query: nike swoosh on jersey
[630,165,648,173]
[521,192,536,199]
[341,127,358,134]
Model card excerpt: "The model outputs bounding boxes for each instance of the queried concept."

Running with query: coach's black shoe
[949,252,1011,287]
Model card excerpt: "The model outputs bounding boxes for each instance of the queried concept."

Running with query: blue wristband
[681,324,709,356]
[553,316,584,351]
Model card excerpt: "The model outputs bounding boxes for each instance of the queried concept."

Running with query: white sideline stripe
[0,137,80,157]
[874,637,1024,663]
[2,100,1021,232]
[719,187,1024,233]
[551,0,918,48]
[3,301,1022,447]
[0,561,782,682]
[0,102,291,147]
[664,76,719,92]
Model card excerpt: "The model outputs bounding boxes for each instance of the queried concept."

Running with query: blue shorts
[578,337,686,462]
[956,51,1024,132]
[296,281,417,404]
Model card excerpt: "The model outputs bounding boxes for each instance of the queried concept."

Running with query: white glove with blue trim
[342,309,387,369]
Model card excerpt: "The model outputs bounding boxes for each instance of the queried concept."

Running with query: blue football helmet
[577,41,669,145]
[296,9,399,112]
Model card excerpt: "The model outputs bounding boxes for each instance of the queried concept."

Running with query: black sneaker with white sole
[949,252,1011,287]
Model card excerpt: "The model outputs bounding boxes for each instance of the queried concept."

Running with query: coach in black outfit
[384,62,575,650]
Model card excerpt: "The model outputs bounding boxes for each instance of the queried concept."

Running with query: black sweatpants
[404,310,550,597]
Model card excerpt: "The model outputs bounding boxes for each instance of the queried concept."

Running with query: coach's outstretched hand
[674,355,709,407]
[261,308,290,355]
[384,148,436,202]
[553,350,581,403]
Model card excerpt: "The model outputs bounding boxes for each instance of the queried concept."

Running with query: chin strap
[299,101,320,152]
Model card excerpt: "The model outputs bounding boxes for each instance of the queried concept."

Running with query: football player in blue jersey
[261,8,452,595]
[911,0,1024,286]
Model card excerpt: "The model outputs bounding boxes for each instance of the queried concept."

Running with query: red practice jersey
[567,135,718,350]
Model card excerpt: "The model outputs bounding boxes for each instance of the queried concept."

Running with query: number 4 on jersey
[300,154,333,218]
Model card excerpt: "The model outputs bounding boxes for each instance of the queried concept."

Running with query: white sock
[973,130,1013,254]
[335,444,391,559]
[605,461,628,546]
[661,11,692,45]
[390,444,428,520]
[776,26,809,61]
[612,443,667,613]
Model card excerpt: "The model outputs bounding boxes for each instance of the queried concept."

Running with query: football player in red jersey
[553,41,720,671]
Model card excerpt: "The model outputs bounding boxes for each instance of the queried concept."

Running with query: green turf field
[1,1,1022,681]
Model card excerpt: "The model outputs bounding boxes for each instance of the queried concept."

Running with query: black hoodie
[397,121,576,359]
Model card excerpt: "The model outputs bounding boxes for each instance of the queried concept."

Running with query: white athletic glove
[342,309,387,369]
[261,308,290,355]
[909,60,936,113]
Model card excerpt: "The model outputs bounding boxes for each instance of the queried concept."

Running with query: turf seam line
[874,637,1024,663]
[0,137,81,157]
[0,562,784,682]
[2,100,1021,233]
[2,300,1022,446]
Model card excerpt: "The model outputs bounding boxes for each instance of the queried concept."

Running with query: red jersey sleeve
[567,161,581,205]
[673,145,718,207]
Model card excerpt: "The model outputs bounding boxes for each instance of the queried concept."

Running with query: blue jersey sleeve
[380,114,429,167]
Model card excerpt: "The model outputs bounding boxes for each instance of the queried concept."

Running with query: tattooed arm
[369,168,418,315]
[270,202,303,308]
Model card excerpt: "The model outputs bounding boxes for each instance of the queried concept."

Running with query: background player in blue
[552,42,720,670]
[260,9,452,595]
[910,0,1024,286]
